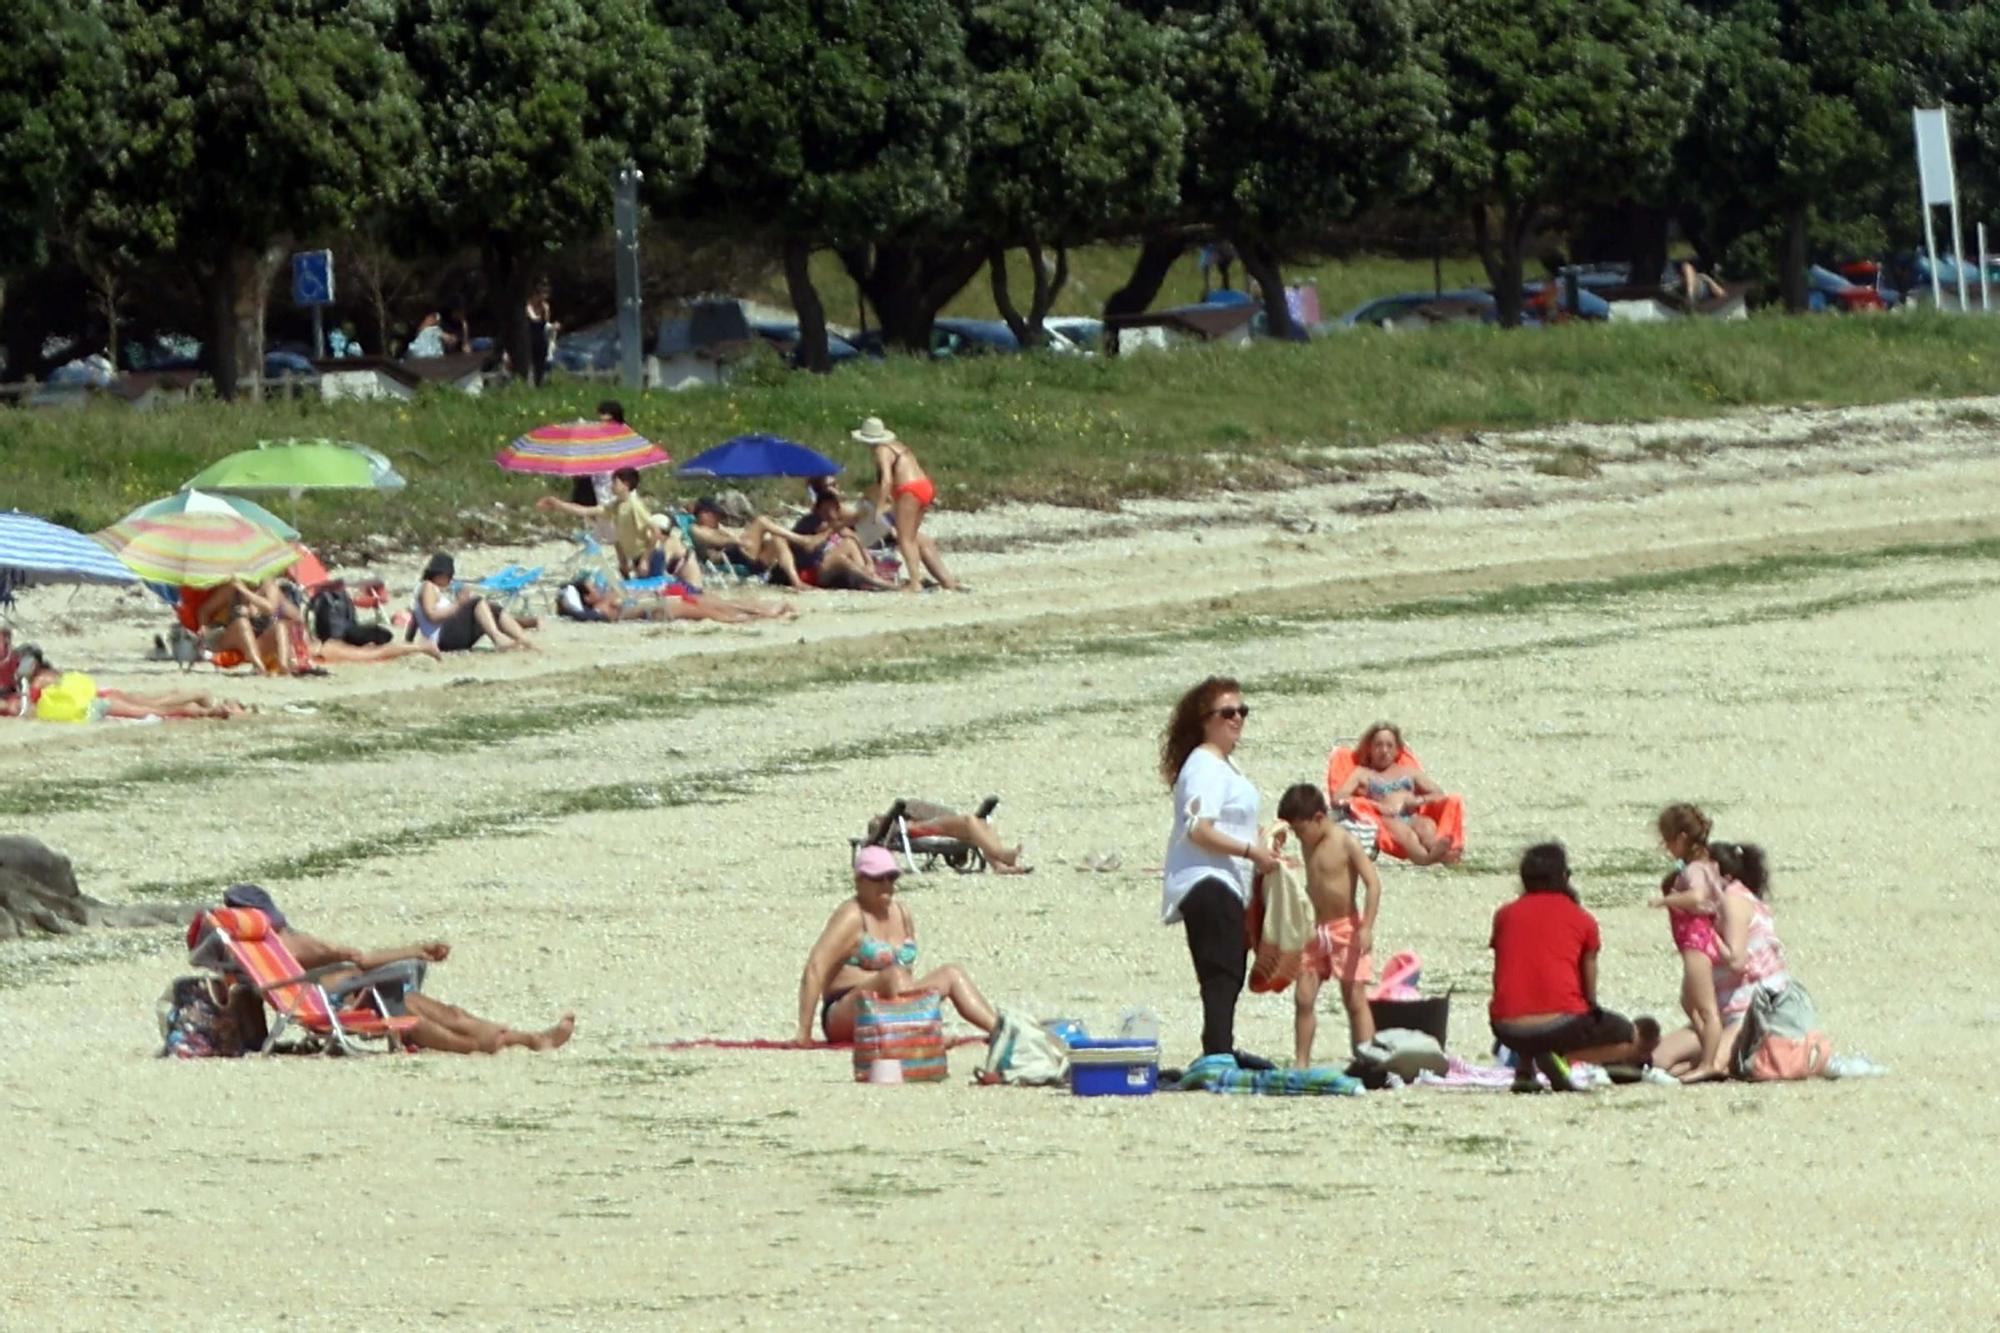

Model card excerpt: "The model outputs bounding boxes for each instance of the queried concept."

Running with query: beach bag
[156,976,261,1058]
[1247,860,1313,994]
[975,1012,1070,1086]
[852,992,949,1083]
[1732,980,1833,1081]
[35,672,99,723]
[1348,1028,1449,1087]
[309,585,357,643]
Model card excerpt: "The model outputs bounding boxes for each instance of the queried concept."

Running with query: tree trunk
[785,239,831,374]
[837,243,985,354]
[484,231,534,384]
[989,244,1036,348]
[1474,204,1531,329]
[1235,236,1300,341]
[1102,233,1186,355]
[198,242,285,401]
[1028,244,1068,331]
[1778,206,1809,313]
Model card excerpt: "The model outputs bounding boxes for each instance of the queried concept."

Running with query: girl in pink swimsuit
[1653,803,1727,1082]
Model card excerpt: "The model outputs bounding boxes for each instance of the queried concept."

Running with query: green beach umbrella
[184,438,407,524]
[126,488,301,540]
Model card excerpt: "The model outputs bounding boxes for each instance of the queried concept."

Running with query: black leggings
[1180,877,1248,1056]
[434,600,492,653]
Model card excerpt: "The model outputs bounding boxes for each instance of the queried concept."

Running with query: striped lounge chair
[187,907,419,1056]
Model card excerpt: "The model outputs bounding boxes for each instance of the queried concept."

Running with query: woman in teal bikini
[793,845,999,1043]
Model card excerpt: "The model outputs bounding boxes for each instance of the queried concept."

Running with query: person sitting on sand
[1275,782,1384,1064]
[187,576,302,676]
[793,846,999,1044]
[685,496,811,589]
[1490,842,1659,1091]
[1650,839,1806,1080]
[853,416,963,592]
[787,484,900,591]
[1329,721,1464,865]
[537,465,667,580]
[410,552,538,652]
[865,798,1032,874]
[200,885,574,1054]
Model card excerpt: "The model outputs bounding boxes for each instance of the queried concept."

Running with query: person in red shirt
[1489,843,1658,1090]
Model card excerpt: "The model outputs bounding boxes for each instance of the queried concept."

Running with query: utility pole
[614,166,644,391]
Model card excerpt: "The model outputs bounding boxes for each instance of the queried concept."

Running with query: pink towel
[649,1035,987,1053]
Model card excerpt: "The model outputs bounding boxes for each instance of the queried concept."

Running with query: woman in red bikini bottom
[853,415,963,593]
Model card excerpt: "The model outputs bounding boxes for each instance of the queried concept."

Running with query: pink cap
[853,846,903,879]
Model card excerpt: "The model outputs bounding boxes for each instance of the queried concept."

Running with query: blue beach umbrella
[0,510,140,607]
[677,434,843,479]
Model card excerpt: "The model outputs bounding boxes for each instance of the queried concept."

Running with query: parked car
[1327,290,1501,331]
[551,319,622,374]
[749,320,863,367]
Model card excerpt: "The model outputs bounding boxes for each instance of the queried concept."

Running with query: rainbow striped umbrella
[95,508,301,588]
[495,421,671,477]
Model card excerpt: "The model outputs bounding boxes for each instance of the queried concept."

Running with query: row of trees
[4,0,1998,392]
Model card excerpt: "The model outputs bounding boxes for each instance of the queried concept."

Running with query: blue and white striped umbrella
[0,510,139,604]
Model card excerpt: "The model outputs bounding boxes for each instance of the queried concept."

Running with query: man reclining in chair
[209,885,574,1054]
[866,798,1032,874]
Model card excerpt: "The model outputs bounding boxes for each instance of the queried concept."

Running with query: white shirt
[1161,746,1260,923]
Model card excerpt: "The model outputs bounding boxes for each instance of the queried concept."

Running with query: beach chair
[857,796,1001,874]
[1325,744,1461,863]
[468,564,544,613]
[673,511,763,587]
[186,907,420,1055]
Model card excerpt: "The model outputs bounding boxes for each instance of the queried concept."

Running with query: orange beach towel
[1325,745,1465,862]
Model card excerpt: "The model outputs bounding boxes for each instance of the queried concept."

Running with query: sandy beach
[4,394,2000,1329]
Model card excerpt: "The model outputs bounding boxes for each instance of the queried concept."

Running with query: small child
[1276,783,1385,1068]
[1654,803,1725,1084]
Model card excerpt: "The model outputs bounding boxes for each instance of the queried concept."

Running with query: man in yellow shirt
[539,466,673,579]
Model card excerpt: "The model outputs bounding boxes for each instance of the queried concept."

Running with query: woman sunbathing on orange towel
[1327,721,1464,865]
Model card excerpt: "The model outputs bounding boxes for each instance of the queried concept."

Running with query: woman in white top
[1160,675,1280,1057]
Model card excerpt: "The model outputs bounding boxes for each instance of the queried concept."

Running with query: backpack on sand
[309,585,357,644]
[1732,980,1833,1081]
[975,1011,1071,1086]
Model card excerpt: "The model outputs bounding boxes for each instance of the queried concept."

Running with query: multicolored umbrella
[677,434,842,479]
[185,438,407,495]
[123,488,300,540]
[496,421,671,477]
[95,509,300,588]
[0,511,139,605]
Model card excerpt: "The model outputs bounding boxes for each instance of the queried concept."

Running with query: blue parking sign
[291,250,335,306]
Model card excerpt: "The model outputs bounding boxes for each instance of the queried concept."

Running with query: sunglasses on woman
[1209,705,1251,721]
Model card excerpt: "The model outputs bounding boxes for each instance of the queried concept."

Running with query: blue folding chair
[468,565,544,613]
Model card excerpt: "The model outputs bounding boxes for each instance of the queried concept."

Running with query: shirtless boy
[1276,782,1384,1065]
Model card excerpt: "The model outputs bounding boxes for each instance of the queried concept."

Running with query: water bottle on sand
[1118,1008,1161,1043]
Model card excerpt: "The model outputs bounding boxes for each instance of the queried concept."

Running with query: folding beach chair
[187,907,420,1056]
[856,796,1001,874]
[673,511,763,587]
[468,564,544,613]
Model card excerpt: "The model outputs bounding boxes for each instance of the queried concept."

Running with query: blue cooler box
[1069,1037,1160,1096]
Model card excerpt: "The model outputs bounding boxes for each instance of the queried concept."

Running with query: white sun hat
[850,416,898,445]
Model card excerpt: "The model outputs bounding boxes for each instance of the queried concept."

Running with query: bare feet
[1680,1067,1727,1085]
[530,1014,577,1051]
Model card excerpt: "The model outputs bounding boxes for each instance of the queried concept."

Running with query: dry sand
[4,395,2000,1328]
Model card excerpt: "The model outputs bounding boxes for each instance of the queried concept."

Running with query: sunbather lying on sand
[559,573,798,625]
[212,885,574,1054]
[8,661,250,720]
[794,846,998,1044]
